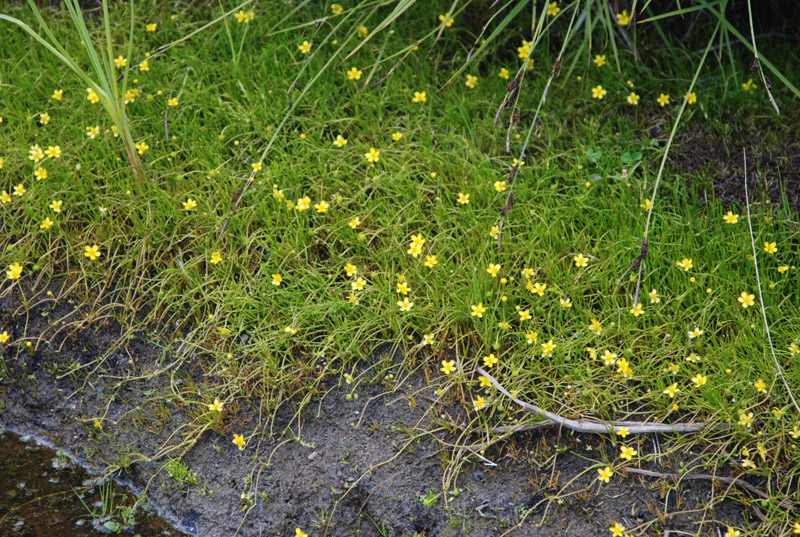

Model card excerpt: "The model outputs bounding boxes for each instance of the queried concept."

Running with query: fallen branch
[477,367,719,435]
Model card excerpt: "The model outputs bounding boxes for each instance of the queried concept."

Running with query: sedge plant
[1,0,144,184]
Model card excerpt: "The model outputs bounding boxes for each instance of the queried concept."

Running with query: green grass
[1,1,800,534]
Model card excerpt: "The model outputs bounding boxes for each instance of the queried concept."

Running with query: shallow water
[0,431,180,536]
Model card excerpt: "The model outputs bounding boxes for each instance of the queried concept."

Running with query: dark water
[0,431,181,537]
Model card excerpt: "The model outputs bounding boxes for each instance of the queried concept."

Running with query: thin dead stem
[742,148,800,413]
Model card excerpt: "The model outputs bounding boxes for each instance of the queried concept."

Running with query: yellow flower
[295,529,309,537]
[83,245,102,261]
[531,282,547,296]
[232,433,246,450]
[518,310,532,322]
[589,318,602,334]
[29,144,44,161]
[440,359,456,375]
[517,39,531,60]
[139,60,149,72]
[602,350,617,365]
[392,132,403,141]
[629,303,644,317]
[541,340,556,357]
[284,326,298,335]
[86,125,100,139]
[649,289,660,303]
[438,14,454,27]
[473,396,486,410]
[296,196,311,211]
[478,375,491,388]
[486,263,501,278]
[271,273,283,286]
[298,41,312,55]
[135,141,149,154]
[657,93,670,107]
[351,277,366,291]
[0,191,10,204]
[208,398,224,412]
[573,254,588,267]
[592,54,606,67]
[626,92,640,105]
[591,85,607,99]
[347,67,362,80]
[724,527,741,537]
[50,200,63,213]
[166,97,178,107]
[597,466,613,483]
[456,192,470,205]
[559,298,572,308]
[790,343,800,355]
[483,353,498,368]
[114,56,127,68]
[412,91,427,103]
[45,145,61,159]
[358,25,368,37]
[40,217,54,229]
[6,262,23,280]
[465,74,478,89]
[764,241,777,254]
[686,92,697,104]
[13,184,26,197]
[314,200,329,213]
[778,265,789,274]
[39,112,50,125]
[331,4,343,15]
[547,1,560,16]
[424,255,438,268]
[0,331,9,343]
[742,78,756,91]
[334,134,348,147]
[691,374,708,387]
[146,23,157,32]
[619,446,637,461]
[609,522,626,537]
[663,383,679,398]
[676,258,693,271]
[365,147,380,163]
[183,198,198,211]
[723,211,739,224]
[617,9,630,25]
[34,167,47,181]
[754,378,767,393]
[738,292,755,308]
[616,426,629,438]
[210,252,223,265]
[51,89,63,100]
[397,298,413,311]
[688,327,703,339]
[498,67,509,80]
[422,334,434,345]
[86,88,100,104]
[471,303,487,318]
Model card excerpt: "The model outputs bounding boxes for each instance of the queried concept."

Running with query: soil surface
[1,281,756,536]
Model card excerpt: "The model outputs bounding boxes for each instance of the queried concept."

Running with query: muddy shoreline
[1,283,752,536]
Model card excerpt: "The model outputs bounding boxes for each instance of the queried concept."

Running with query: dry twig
[478,367,720,435]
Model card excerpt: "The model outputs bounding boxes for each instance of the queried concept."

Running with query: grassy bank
[1,1,799,534]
